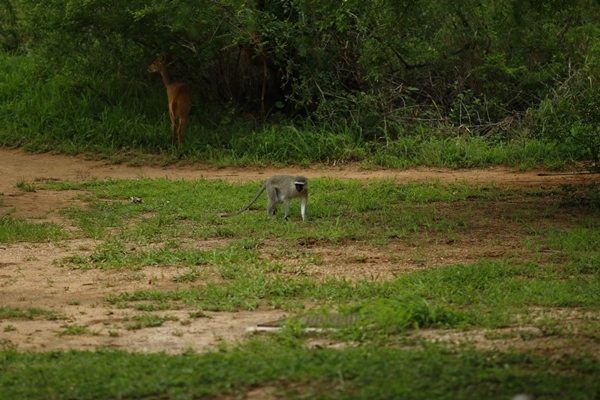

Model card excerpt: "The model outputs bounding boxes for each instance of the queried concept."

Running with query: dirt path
[0,148,593,187]
[0,148,597,354]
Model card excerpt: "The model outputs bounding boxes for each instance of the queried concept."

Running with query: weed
[173,269,201,282]
[15,178,36,192]
[188,310,210,319]
[56,324,88,336]
[124,314,179,330]
[0,306,63,321]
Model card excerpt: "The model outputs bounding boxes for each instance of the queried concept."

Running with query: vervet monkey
[221,175,308,222]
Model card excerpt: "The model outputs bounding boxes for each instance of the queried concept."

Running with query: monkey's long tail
[220,184,267,217]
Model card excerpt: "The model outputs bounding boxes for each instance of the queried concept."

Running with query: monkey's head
[294,178,307,193]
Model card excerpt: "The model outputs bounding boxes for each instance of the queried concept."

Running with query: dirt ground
[0,148,597,354]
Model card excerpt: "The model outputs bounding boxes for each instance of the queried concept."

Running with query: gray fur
[221,175,308,222]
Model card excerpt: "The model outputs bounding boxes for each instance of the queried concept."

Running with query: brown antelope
[148,54,192,147]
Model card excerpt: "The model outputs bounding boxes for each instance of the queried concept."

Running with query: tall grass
[0,52,586,168]
[375,135,578,169]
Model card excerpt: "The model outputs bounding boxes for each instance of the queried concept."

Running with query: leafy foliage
[5,1,600,120]
[2,0,600,160]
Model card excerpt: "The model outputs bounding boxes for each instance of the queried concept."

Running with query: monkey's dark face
[294,183,305,192]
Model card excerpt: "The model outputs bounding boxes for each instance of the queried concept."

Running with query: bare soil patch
[0,148,597,354]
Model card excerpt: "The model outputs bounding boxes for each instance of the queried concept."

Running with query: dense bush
[1,0,600,162]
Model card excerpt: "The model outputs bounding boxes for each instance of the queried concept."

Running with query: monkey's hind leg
[267,187,279,218]
[267,202,278,218]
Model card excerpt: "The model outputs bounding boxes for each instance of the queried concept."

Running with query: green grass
[371,135,577,170]
[107,259,599,330]
[55,324,89,337]
[47,177,499,247]
[0,215,66,243]
[0,306,64,321]
[0,343,598,399]
[124,314,179,330]
[172,268,202,282]
[15,178,36,192]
